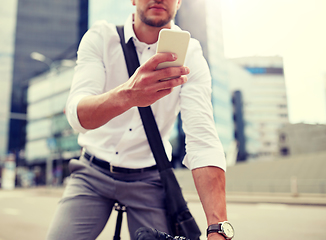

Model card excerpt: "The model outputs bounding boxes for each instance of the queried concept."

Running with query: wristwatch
[206,221,234,239]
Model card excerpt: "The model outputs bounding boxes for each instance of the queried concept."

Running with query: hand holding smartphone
[156,29,190,74]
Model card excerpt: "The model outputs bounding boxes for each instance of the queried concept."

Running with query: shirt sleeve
[65,21,107,134]
[180,39,226,171]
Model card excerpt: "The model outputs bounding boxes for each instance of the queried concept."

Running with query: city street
[0,188,326,240]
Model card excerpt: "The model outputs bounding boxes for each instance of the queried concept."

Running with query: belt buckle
[109,164,115,173]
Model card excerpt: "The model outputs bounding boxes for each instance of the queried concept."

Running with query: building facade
[7,0,88,164]
[228,61,261,161]
[25,65,80,185]
[229,56,289,160]
[0,0,88,185]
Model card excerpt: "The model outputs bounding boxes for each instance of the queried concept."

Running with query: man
[47,0,232,240]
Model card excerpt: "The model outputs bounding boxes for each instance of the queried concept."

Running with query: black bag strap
[116,25,172,171]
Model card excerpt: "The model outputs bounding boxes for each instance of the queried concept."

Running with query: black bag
[116,26,201,240]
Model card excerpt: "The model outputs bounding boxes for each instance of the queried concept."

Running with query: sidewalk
[3,185,326,206]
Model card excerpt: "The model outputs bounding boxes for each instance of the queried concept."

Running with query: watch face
[222,222,234,238]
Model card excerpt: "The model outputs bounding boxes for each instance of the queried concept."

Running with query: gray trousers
[46,156,169,240]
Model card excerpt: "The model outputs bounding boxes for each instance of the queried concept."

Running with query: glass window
[27,118,51,141]
[25,139,50,161]
[28,77,53,103]
[52,114,72,134]
[28,68,73,104]
[58,134,79,152]
[27,91,69,120]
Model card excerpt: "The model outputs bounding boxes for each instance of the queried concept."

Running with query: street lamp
[30,51,75,71]
[30,52,53,68]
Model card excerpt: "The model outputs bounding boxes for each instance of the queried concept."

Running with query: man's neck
[133,16,172,44]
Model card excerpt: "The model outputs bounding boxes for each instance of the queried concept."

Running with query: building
[6,0,88,165]
[228,61,261,161]
[0,0,88,186]
[229,56,289,160]
[88,0,234,164]
[278,123,326,156]
[25,64,80,185]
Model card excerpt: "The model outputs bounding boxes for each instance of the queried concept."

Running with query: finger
[139,65,189,84]
[157,66,190,81]
[157,75,188,90]
[144,52,177,70]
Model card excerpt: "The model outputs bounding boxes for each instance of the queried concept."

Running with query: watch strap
[207,224,222,237]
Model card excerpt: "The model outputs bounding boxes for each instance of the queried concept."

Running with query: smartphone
[156,29,190,70]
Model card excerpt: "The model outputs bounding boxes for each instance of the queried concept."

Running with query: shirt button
[115,152,118,155]
[148,47,150,50]
[129,128,132,131]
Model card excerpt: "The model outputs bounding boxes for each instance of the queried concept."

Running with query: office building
[6,0,88,165]
[88,0,234,163]
[25,64,79,185]
[229,56,289,160]
[228,62,261,161]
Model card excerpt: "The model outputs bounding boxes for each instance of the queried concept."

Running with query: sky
[219,0,326,124]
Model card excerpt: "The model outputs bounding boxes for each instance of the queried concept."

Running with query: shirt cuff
[182,149,227,172]
[66,94,89,134]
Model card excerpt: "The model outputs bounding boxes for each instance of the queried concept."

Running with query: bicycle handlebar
[135,227,190,240]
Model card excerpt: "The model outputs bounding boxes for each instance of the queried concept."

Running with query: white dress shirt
[66,14,226,171]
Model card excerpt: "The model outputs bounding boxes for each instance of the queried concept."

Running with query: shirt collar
[124,14,136,44]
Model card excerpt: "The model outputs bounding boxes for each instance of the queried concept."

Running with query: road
[0,188,326,240]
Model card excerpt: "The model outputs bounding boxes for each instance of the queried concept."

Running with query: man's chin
[143,18,170,28]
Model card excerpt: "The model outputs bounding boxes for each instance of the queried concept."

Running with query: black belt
[83,152,157,174]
